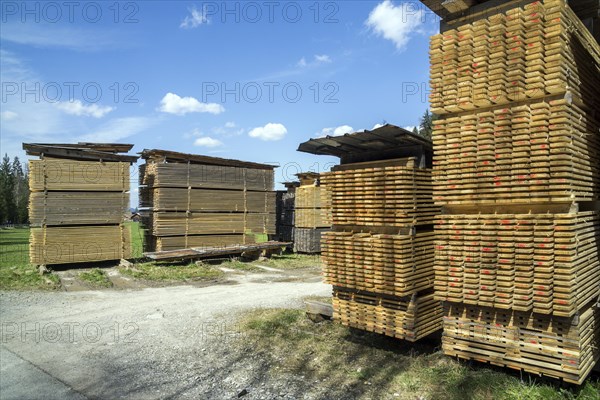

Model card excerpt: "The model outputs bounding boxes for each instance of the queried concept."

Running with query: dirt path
[0,272,330,399]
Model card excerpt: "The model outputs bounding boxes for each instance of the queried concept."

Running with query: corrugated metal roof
[140,149,277,170]
[297,124,432,166]
[23,143,138,162]
[298,124,433,165]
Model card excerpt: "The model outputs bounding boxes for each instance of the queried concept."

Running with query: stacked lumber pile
[24,143,136,265]
[321,159,438,227]
[333,288,441,341]
[321,156,442,341]
[275,182,298,243]
[443,301,600,385]
[323,231,435,297]
[435,212,600,316]
[140,150,276,252]
[293,173,331,253]
[429,0,600,383]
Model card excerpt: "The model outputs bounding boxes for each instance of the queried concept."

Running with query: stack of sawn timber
[293,173,331,253]
[275,182,299,244]
[25,143,135,265]
[429,0,600,384]
[139,150,276,252]
[321,156,442,341]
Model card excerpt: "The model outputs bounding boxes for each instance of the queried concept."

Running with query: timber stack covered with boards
[139,149,276,252]
[299,125,442,341]
[425,0,600,384]
[24,143,137,265]
[293,173,331,253]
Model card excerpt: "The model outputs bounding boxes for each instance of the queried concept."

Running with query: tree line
[0,154,29,225]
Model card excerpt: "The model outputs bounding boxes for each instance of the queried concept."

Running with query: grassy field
[0,227,59,290]
[0,223,145,290]
[119,261,224,282]
[0,223,315,287]
[239,309,600,400]
[125,221,144,258]
[79,268,113,288]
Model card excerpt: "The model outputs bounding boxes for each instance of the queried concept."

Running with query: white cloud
[297,54,332,68]
[224,121,236,128]
[194,136,223,148]
[372,123,384,130]
[248,123,287,141]
[158,93,224,115]
[79,116,156,142]
[55,100,114,118]
[315,54,332,63]
[180,7,210,28]
[0,111,18,121]
[404,125,417,132]
[366,1,424,50]
[319,125,354,137]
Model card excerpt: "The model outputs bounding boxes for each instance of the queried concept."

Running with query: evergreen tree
[12,157,29,224]
[418,109,437,140]
[0,154,16,224]
[412,127,419,135]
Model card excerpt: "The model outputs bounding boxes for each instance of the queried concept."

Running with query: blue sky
[0,1,439,206]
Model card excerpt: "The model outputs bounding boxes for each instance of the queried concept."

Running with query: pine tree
[418,109,437,140]
[0,154,16,224]
[412,127,419,135]
[12,157,28,224]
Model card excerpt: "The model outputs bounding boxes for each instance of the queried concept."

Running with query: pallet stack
[428,0,600,383]
[293,173,331,253]
[275,181,299,244]
[139,149,276,252]
[24,143,137,265]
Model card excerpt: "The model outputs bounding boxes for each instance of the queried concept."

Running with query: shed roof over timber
[140,149,277,170]
[297,124,433,166]
[23,143,138,162]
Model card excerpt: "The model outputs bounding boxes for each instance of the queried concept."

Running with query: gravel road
[0,271,331,399]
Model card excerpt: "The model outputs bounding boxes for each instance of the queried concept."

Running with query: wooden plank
[144,241,290,261]
[305,300,334,318]
[150,234,256,252]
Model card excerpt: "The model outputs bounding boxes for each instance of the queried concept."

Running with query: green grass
[0,227,59,290]
[215,253,321,272]
[238,309,600,400]
[79,268,113,288]
[120,261,224,282]
[219,259,264,272]
[256,253,322,269]
[125,221,144,259]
